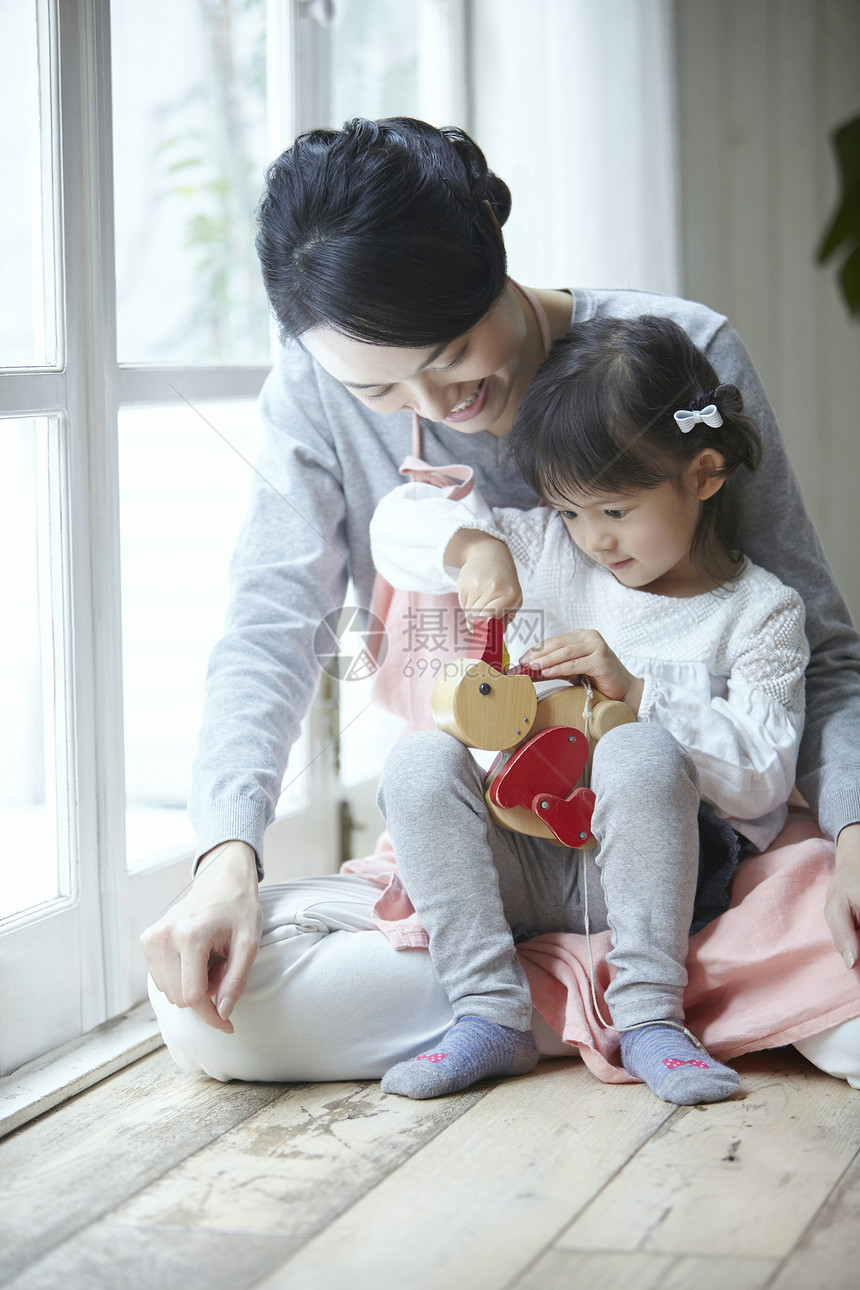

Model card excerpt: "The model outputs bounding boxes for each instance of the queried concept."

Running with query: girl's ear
[689,448,726,501]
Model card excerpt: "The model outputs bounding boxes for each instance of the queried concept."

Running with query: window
[0,0,466,1076]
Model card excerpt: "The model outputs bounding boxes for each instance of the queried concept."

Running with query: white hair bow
[673,404,723,433]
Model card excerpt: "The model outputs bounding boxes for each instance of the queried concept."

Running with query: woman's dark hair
[509,316,763,585]
[255,117,511,347]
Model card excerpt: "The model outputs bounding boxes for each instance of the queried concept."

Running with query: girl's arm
[369,485,552,619]
[369,482,504,593]
[638,589,808,831]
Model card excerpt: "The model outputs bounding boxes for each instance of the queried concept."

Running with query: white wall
[675,0,860,620]
[469,0,681,295]
[468,0,860,621]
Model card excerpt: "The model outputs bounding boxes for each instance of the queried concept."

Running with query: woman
[142,117,860,1087]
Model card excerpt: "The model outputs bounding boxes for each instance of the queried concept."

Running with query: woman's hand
[140,839,263,1032]
[826,823,860,970]
[521,629,644,711]
[444,529,523,628]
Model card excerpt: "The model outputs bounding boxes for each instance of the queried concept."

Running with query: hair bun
[712,383,744,416]
[443,126,512,227]
[482,171,512,226]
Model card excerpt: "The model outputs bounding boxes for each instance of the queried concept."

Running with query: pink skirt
[344,807,860,1084]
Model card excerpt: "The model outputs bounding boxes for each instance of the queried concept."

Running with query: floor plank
[111,1076,485,1234]
[552,1049,860,1261]
[511,1250,777,1290]
[5,1074,486,1290]
[768,1147,860,1289]
[253,1060,677,1290]
[3,1045,857,1290]
[3,1227,293,1290]
[0,1048,287,1284]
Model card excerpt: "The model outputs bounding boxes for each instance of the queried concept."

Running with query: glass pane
[119,400,309,868]
[0,418,62,918]
[0,0,59,367]
[111,0,271,363]
[329,0,420,126]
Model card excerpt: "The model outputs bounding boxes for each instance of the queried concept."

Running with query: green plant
[817,113,860,319]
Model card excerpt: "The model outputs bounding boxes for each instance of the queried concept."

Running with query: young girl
[369,314,808,1106]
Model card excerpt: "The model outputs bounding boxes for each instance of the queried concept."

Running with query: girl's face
[301,282,542,438]
[546,458,724,597]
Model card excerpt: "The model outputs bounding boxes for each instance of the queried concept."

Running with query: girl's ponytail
[696,383,762,480]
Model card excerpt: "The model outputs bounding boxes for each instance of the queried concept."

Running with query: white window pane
[329,0,420,125]
[111,0,271,364]
[119,400,308,868]
[0,418,63,919]
[0,0,60,367]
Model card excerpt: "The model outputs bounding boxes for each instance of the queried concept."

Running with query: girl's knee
[377,729,480,814]
[591,721,699,792]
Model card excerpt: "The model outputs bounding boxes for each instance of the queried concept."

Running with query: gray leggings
[377,722,701,1032]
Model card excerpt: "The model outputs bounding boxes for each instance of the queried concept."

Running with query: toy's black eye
[479,683,491,695]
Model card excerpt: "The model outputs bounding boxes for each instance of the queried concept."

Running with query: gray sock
[620,1022,740,1105]
[381,1016,539,1100]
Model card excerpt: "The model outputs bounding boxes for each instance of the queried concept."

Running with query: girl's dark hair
[255,117,511,347]
[509,315,763,585]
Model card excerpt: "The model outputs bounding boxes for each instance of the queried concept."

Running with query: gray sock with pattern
[620,1022,740,1105]
[381,1016,539,1100]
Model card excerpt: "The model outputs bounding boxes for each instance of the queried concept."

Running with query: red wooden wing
[488,726,590,809]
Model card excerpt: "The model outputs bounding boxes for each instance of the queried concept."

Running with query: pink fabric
[342,809,860,1084]
[397,456,475,498]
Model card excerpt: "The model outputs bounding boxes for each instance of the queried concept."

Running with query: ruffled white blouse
[370,483,809,852]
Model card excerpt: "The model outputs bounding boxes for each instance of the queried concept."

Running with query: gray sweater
[190,287,860,871]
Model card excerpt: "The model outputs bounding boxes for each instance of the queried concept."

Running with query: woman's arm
[707,319,860,967]
[704,320,860,838]
[142,347,355,1021]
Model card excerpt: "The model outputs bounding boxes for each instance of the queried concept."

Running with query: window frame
[0,0,329,1074]
[0,0,468,1077]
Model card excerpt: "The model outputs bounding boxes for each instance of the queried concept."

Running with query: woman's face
[301,282,541,437]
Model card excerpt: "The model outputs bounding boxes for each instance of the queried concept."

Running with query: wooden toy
[430,619,635,848]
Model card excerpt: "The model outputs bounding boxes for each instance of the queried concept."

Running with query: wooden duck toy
[431,619,635,849]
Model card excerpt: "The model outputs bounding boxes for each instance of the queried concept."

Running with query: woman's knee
[794,1016,860,1090]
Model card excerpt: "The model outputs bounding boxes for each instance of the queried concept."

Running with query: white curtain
[469,0,680,295]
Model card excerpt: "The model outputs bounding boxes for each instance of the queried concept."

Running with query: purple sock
[381,1017,538,1100]
[620,1022,740,1105]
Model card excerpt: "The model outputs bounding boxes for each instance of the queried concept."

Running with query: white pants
[149,873,860,1088]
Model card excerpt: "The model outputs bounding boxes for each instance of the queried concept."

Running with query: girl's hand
[445,529,523,628]
[521,629,644,711]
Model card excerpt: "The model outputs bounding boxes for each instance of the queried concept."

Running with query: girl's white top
[370,483,809,852]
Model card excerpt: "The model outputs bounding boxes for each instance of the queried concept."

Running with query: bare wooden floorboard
[3,1065,486,1290]
[510,1250,778,1290]
[3,1227,294,1290]
[767,1146,860,1289]
[253,1060,677,1290]
[551,1049,860,1261]
[109,1074,483,1235]
[2,1045,858,1290]
[0,1047,289,1284]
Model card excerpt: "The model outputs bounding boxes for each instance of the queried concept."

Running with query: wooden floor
[1,1045,858,1289]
